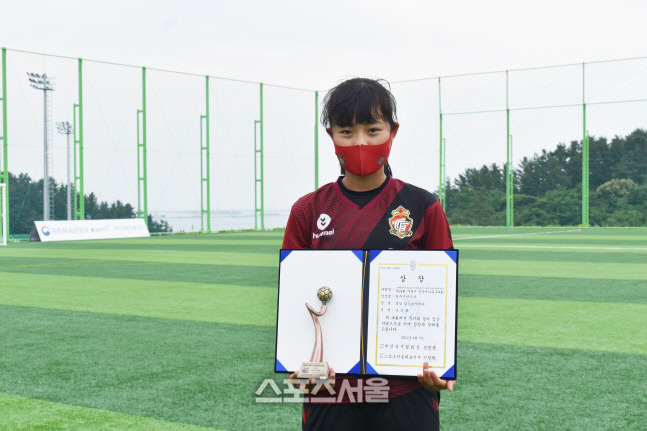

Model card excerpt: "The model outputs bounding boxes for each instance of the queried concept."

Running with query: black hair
[321,78,397,129]
[321,78,397,177]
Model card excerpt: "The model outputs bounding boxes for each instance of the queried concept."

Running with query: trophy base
[297,361,329,379]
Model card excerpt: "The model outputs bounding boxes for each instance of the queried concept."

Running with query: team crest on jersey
[388,206,414,239]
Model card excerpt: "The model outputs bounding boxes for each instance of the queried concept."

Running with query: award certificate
[275,249,457,379]
[365,250,457,378]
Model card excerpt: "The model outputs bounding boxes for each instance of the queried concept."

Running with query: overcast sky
[2,0,646,90]
[3,1,647,228]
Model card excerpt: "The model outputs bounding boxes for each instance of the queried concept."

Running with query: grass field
[1,227,645,430]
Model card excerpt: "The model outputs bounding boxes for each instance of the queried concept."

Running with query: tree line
[5,128,646,232]
[444,128,647,226]
[5,172,171,234]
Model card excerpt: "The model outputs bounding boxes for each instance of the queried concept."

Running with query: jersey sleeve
[422,199,453,250]
[282,201,312,249]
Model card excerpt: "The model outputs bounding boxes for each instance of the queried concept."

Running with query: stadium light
[26,71,55,221]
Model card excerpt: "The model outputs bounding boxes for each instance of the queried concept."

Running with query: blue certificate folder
[275,249,458,379]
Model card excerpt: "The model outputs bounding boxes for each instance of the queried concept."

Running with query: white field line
[453,229,647,250]
[454,229,581,241]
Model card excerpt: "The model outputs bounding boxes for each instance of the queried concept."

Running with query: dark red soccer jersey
[283,177,453,251]
[282,176,453,403]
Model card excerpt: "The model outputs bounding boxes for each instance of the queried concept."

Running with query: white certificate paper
[365,250,457,379]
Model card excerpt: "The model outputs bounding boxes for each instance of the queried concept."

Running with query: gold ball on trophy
[317,286,333,304]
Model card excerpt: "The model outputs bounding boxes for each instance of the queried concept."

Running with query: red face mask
[333,132,393,177]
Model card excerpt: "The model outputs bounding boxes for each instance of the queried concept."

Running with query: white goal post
[1,183,6,246]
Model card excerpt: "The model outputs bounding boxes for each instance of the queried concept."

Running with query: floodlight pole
[27,72,55,221]
[56,121,73,220]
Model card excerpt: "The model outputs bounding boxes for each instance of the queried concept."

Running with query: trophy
[297,286,333,379]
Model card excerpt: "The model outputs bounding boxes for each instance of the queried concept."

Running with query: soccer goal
[1,183,6,245]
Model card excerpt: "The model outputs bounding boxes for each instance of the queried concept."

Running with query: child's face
[330,118,396,147]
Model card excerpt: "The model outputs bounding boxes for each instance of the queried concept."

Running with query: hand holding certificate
[418,362,456,392]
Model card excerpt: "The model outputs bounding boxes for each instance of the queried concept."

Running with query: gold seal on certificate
[297,286,332,379]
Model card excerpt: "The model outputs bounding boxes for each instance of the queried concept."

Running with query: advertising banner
[30,219,150,242]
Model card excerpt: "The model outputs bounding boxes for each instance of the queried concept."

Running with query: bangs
[322,78,397,128]
[328,89,386,127]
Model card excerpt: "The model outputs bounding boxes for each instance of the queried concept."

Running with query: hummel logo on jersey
[313,213,334,239]
[388,206,414,239]
[317,214,331,230]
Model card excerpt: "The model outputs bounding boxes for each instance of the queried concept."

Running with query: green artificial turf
[0,305,300,431]
[1,247,277,267]
[0,273,277,326]
[460,258,644,280]
[459,297,646,354]
[458,274,646,304]
[441,341,646,430]
[0,257,278,287]
[0,393,222,431]
[0,227,645,430]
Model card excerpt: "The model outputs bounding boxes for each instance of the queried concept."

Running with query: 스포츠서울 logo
[388,206,414,239]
